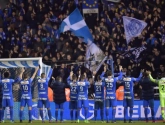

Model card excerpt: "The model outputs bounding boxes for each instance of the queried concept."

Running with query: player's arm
[115,65,123,80]
[30,66,39,82]
[67,71,73,84]
[132,69,143,82]
[14,68,25,83]
[148,71,159,84]
[100,65,107,80]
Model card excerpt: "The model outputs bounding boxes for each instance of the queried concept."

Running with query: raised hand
[104,65,107,72]
[141,69,144,73]
[119,65,123,71]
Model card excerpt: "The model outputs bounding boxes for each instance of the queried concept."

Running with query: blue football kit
[37,69,53,108]
[67,76,78,109]
[37,69,53,122]
[67,76,78,121]
[94,81,105,121]
[100,71,123,122]
[122,73,142,122]
[0,77,20,122]
[77,80,90,121]
[20,78,33,107]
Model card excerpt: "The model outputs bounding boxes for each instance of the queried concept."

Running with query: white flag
[123,16,147,44]
[86,40,107,72]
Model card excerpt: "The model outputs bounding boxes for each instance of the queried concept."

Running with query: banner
[4,101,161,120]
[86,40,107,72]
[82,0,98,14]
[121,46,146,63]
[123,16,147,44]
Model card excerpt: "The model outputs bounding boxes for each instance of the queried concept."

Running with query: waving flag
[59,8,93,43]
[82,0,98,14]
[121,46,147,63]
[123,16,147,44]
[86,40,107,72]
[59,8,106,72]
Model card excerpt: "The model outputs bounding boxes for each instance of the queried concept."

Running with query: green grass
[1,120,165,125]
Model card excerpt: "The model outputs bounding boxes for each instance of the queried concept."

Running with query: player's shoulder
[105,78,114,82]
[20,80,29,84]
[38,78,46,83]
[123,77,132,81]
[77,81,86,86]
[95,81,103,86]
[159,78,165,84]
[1,79,11,82]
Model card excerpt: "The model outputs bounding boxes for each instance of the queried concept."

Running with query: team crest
[126,19,143,36]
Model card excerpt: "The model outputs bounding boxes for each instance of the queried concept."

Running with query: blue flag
[59,8,93,43]
[82,0,98,14]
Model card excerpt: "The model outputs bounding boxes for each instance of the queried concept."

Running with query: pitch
[0,121,164,125]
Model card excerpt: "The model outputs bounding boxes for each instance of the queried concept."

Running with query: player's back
[158,78,165,98]
[20,79,32,99]
[38,78,49,100]
[123,77,134,95]
[94,81,104,101]
[69,82,78,101]
[1,79,14,98]
[77,81,89,100]
[104,78,116,99]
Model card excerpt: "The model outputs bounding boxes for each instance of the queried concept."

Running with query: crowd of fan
[0,0,165,99]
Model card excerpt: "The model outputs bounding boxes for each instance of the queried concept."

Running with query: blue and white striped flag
[59,8,93,43]
[0,60,39,68]
[123,16,147,44]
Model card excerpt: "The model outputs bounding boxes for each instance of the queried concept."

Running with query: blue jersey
[69,82,78,101]
[0,79,15,99]
[123,73,142,97]
[94,81,105,101]
[101,72,123,99]
[20,78,33,99]
[67,76,78,101]
[37,69,53,100]
[77,81,90,100]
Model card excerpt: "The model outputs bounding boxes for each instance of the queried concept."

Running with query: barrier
[4,100,161,120]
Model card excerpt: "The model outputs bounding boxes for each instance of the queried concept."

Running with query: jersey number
[107,83,113,88]
[22,85,28,91]
[96,86,101,92]
[40,83,43,89]
[125,82,130,89]
[161,85,165,92]
[4,83,7,89]
[80,86,83,91]
[71,86,76,92]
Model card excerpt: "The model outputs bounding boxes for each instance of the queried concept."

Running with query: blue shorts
[78,100,89,108]
[20,99,32,107]
[55,103,64,109]
[0,98,2,108]
[69,101,77,109]
[105,99,117,107]
[38,100,50,108]
[123,99,134,107]
[95,100,104,109]
[2,99,13,107]
[143,99,154,108]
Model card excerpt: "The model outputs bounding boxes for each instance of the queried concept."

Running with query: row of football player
[66,65,165,123]
[0,65,164,123]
